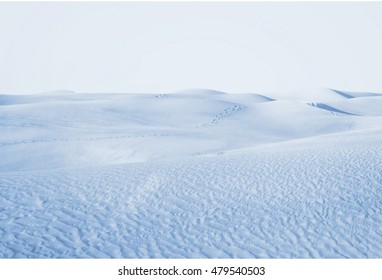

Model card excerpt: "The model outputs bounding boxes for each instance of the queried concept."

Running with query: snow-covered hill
[0,88,381,257]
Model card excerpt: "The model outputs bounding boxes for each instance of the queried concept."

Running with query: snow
[0,88,381,258]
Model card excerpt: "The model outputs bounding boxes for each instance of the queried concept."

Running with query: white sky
[0,2,382,94]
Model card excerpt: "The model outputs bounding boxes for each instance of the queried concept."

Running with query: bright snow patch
[0,88,381,258]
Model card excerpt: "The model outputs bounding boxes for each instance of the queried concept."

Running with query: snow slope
[0,88,381,258]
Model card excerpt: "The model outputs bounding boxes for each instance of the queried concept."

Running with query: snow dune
[0,88,381,258]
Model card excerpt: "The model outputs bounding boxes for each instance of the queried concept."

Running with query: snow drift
[0,88,381,258]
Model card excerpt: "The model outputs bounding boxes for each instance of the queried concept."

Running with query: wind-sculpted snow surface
[0,89,381,258]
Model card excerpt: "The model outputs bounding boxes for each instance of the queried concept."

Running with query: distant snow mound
[272,88,352,103]
[223,93,274,103]
[330,89,382,99]
[173,88,227,95]
[170,89,275,104]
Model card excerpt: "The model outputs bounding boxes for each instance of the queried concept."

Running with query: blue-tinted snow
[0,89,381,258]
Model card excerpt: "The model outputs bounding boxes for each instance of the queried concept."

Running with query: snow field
[0,88,381,257]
